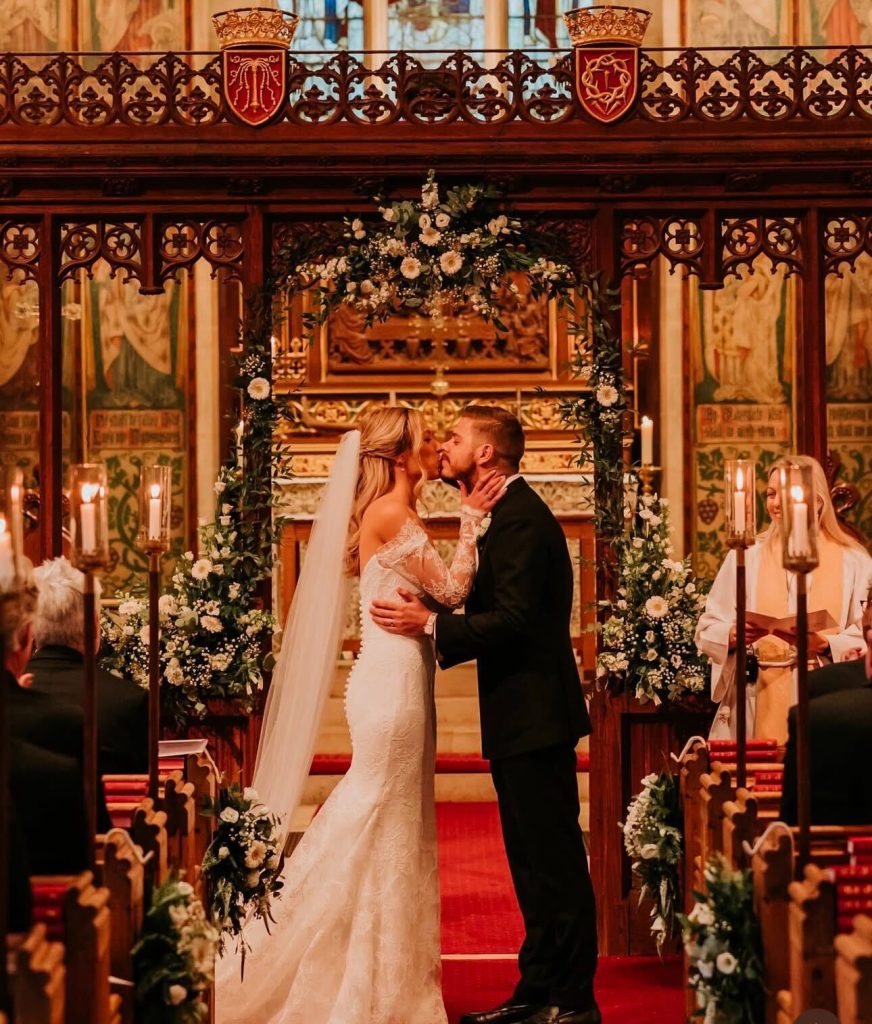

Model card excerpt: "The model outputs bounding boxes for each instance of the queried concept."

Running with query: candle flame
[0,516,7,536]
[790,484,805,503]
[735,467,744,491]
[80,483,99,503]
[10,484,19,501]
[641,415,652,426]
[150,483,161,499]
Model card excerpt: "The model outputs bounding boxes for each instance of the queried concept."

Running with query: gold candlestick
[638,465,660,497]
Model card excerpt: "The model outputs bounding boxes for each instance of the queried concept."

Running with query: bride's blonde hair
[345,406,426,576]
[761,454,866,551]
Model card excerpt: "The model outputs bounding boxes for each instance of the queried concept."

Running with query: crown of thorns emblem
[580,53,632,115]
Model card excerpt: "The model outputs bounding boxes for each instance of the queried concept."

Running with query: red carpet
[437,803,684,1024]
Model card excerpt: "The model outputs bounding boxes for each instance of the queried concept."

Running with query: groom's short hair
[462,405,525,471]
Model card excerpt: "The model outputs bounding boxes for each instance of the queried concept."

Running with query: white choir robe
[695,540,872,741]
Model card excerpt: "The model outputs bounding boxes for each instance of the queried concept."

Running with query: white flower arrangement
[132,876,219,1024]
[100,474,276,724]
[596,493,711,706]
[293,169,575,333]
[202,783,284,963]
[679,855,764,1024]
[621,771,682,953]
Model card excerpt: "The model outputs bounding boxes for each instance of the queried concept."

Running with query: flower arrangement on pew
[621,770,682,953]
[201,783,284,966]
[132,876,219,1023]
[596,493,711,705]
[291,169,575,333]
[679,855,764,1024]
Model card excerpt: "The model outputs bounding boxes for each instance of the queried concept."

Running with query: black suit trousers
[490,742,598,1008]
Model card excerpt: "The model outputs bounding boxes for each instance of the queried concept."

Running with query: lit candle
[80,484,98,554]
[9,482,23,560]
[790,484,809,556]
[148,483,162,541]
[631,277,639,348]
[734,467,746,535]
[0,516,12,583]
[236,419,244,470]
[640,416,654,466]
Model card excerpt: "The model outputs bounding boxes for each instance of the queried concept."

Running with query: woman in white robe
[696,456,871,742]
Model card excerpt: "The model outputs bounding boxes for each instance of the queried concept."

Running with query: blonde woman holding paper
[696,456,871,744]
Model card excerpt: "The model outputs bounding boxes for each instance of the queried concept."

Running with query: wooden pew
[836,914,872,1024]
[676,738,709,1024]
[187,751,219,870]
[722,788,763,869]
[130,799,169,890]
[161,772,198,884]
[100,830,146,1024]
[751,824,794,1024]
[13,924,65,1024]
[63,872,122,1024]
[698,764,735,883]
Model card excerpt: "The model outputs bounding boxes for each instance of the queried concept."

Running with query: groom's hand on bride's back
[371,588,430,637]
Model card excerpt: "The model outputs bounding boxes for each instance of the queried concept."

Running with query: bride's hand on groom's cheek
[371,589,430,636]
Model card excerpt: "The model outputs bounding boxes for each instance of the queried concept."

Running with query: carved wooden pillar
[797,208,827,461]
[37,213,63,559]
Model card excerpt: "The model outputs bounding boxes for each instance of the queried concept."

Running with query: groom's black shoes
[459,1000,545,1024]
[519,1006,602,1024]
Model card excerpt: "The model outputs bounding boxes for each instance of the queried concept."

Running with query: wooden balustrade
[13,924,65,1024]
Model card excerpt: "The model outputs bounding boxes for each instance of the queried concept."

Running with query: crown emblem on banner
[212,6,299,49]
[562,5,651,47]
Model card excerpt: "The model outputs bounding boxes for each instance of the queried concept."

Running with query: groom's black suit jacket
[436,478,591,760]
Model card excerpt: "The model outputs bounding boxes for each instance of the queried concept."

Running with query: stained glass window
[507,0,583,51]
[387,0,486,63]
[279,0,364,51]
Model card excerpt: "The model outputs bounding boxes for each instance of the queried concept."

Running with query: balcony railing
[2,46,872,129]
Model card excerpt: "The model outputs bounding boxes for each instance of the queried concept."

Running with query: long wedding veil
[252,428,361,834]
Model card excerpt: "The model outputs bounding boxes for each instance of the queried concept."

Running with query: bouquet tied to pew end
[621,770,682,954]
[679,854,764,1024]
[202,782,285,967]
[132,875,219,1024]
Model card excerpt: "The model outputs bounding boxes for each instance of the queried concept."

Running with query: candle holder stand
[142,541,168,801]
[725,536,749,789]
[638,465,660,497]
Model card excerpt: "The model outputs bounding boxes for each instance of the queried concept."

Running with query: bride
[216,406,506,1024]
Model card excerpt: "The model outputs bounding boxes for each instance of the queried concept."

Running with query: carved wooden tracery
[7,47,872,129]
[0,219,40,281]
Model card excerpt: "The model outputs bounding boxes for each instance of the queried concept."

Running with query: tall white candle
[790,485,809,556]
[148,483,162,540]
[0,516,12,583]
[9,483,23,561]
[640,416,654,466]
[80,485,97,553]
[733,467,746,534]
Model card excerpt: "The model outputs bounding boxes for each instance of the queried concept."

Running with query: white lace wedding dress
[216,513,480,1024]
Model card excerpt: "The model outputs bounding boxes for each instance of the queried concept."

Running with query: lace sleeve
[376,511,481,609]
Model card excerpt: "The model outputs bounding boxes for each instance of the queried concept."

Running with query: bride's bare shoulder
[361,497,419,543]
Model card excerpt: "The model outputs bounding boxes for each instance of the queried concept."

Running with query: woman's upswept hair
[345,406,426,576]
[761,455,866,551]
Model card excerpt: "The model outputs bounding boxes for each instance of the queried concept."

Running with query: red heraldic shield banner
[223,47,286,126]
[575,47,639,124]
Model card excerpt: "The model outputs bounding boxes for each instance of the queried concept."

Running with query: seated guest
[696,456,871,744]
[781,587,872,826]
[27,557,147,775]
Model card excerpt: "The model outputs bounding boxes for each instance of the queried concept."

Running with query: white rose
[439,250,463,275]
[351,217,365,239]
[689,901,715,927]
[360,279,375,295]
[169,903,190,928]
[645,596,669,618]
[247,377,270,401]
[419,227,441,246]
[213,480,225,493]
[596,384,619,406]
[191,559,212,580]
[229,582,241,599]
[219,807,240,824]
[716,951,738,975]
[243,787,258,802]
[345,281,357,293]
[118,599,141,617]
[435,212,450,228]
[685,582,696,594]
[487,214,507,235]
[382,206,396,222]
[640,843,659,859]
[217,846,230,859]
[123,624,135,636]
[400,256,421,279]
[168,984,188,1005]
[418,213,431,229]
[158,594,178,616]
[138,626,150,644]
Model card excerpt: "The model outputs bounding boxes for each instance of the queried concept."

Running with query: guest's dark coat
[26,644,148,775]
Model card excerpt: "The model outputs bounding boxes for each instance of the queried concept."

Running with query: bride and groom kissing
[216,405,600,1024]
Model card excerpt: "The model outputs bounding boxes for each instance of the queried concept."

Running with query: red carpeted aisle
[436,803,684,1024]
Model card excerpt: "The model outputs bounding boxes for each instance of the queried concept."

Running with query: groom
[371,405,599,1024]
